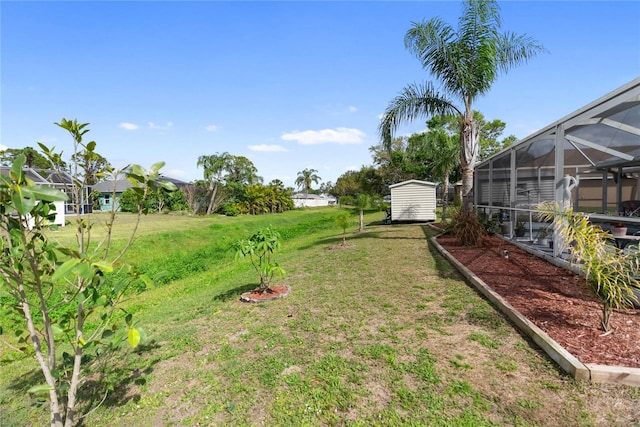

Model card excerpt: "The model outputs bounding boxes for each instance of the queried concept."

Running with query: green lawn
[1,208,638,426]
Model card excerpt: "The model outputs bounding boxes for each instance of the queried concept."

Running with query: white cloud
[348,105,358,113]
[119,122,140,131]
[148,121,174,131]
[205,124,219,132]
[0,144,7,152]
[249,144,288,152]
[281,127,365,145]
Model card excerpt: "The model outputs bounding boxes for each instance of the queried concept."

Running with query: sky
[1,1,639,189]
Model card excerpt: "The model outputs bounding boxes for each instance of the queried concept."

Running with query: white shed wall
[390,181,437,221]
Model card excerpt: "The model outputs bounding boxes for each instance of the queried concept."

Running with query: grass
[1,207,638,426]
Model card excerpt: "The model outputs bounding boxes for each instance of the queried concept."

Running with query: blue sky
[2,1,639,188]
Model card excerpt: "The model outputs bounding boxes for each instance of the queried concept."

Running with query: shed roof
[389,179,438,189]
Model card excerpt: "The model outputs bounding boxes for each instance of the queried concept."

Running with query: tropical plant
[0,119,175,427]
[233,227,286,292]
[197,152,232,215]
[335,211,353,246]
[409,123,459,221]
[447,206,485,247]
[537,203,640,332]
[295,168,321,205]
[378,0,544,211]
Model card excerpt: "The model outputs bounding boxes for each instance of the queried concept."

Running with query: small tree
[537,203,640,332]
[335,211,353,246]
[0,119,175,427]
[233,227,286,293]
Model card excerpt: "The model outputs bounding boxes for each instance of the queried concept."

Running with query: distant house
[0,166,84,226]
[292,193,337,208]
[92,175,189,211]
[91,179,132,211]
[389,180,438,222]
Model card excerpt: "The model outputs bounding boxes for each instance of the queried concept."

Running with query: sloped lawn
[1,211,639,426]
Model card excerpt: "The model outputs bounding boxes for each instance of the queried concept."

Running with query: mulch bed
[437,234,640,368]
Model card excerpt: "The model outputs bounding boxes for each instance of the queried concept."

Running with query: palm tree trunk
[359,208,364,232]
[460,114,479,211]
[441,172,450,222]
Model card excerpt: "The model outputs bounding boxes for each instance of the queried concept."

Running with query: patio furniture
[619,200,640,217]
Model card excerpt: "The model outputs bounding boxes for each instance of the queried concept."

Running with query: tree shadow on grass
[421,225,467,281]
[296,230,382,251]
[213,283,259,302]
[5,340,163,426]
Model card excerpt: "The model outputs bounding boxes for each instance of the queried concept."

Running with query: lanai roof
[480,77,640,173]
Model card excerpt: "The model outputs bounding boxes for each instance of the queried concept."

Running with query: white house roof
[389,179,438,189]
[292,193,337,200]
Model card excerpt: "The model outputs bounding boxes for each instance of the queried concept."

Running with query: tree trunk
[441,171,450,222]
[601,304,612,332]
[359,209,364,233]
[459,113,479,212]
[206,183,218,215]
[19,286,63,427]
[64,300,85,427]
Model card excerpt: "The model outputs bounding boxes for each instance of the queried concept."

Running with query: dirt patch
[437,233,640,368]
[240,285,291,303]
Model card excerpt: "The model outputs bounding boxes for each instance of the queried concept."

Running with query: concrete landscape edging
[429,235,640,386]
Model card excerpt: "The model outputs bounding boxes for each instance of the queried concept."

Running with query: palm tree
[197,152,232,215]
[295,168,321,206]
[412,127,459,221]
[379,0,544,211]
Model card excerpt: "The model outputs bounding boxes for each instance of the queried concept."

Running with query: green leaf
[92,260,113,273]
[51,258,81,282]
[129,164,146,177]
[12,187,35,216]
[159,180,178,191]
[128,327,141,348]
[75,262,93,280]
[10,155,26,180]
[30,185,68,202]
[51,324,64,336]
[27,384,54,394]
[125,312,133,327]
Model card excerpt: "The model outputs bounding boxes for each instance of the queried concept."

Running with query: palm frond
[377,82,459,152]
[495,32,547,72]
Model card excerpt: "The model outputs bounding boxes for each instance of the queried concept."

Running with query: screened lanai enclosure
[475,77,640,257]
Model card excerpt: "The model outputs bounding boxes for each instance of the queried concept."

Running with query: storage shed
[389,180,438,222]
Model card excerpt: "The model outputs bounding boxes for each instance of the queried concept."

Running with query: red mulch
[240,285,290,302]
[437,234,640,368]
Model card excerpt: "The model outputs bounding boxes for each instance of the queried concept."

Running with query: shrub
[233,227,286,292]
[448,207,485,246]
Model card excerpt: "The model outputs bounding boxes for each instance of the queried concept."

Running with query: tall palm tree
[295,168,321,206]
[197,152,231,215]
[379,0,544,211]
